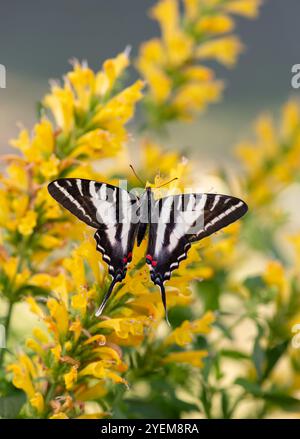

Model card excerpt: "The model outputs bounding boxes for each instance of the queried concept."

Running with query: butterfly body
[48,178,248,322]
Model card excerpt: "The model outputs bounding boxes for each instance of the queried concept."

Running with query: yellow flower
[196,36,243,67]
[75,382,107,401]
[6,162,29,190]
[263,260,290,302]
[96,49,130,96]
[30,392,45,414]
[224,0,262,18]
[18,210,37,236]
[3,257,18,280]
[64,366,78,390]
[47,298,69,338]
[79,361,125,384]
[162,350,208,367]
[95,317,149,339]
[71,292,88,316]
[40,154,60,179]
[95,51,127,95]
[196,15,234,34]
[7,354,36,399]
[51,344,62,362]
[44,84,74,134]
[165,311,215,346]
[69,319,82,343]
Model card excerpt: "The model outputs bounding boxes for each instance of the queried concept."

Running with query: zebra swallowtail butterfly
[48,178,248,323]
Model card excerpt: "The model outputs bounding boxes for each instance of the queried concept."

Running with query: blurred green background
[0,0,299,159]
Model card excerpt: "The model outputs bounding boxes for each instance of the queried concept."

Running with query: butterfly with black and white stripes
[48,178,248,323]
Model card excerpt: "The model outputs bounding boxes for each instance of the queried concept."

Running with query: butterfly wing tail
[157,280,170,327]
[95,276,120,317]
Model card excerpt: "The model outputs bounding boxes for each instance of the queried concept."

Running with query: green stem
[0,300,14,369]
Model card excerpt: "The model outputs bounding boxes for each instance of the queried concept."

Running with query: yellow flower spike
[44,84,74,134]
[40,154,60,179]
[196,36,244,67]
[30,392,45,415]
[64,366,78,390]
[225,0,262,18]
[18,210,37,236]
[162,350,208,368]
[47,298,69,337]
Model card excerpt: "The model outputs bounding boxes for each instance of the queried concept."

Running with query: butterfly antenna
[156,177,178,189]
[129,164,145,186]
[159,282,171,327]
[95,276,119,317]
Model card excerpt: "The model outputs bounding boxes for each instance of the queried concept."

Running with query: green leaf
[221,389,230,419]
[220,349,249,360]
[235,378,300,411]
[252,324,265,381]
[0,393,26,419]
[262,340,289,380]
[235,378,263,397]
